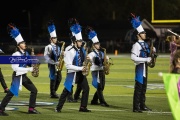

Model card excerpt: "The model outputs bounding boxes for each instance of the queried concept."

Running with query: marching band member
[65,37,82,102]
[86,26,109,107]
[130,14,153,113]
[168,35,180,72]
[44,20,62,98]
[55,18,91,112]
[0,23,40,116]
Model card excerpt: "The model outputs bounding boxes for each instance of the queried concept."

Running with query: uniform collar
[20,50,25,54]
[94,49,99,53]
[138,40,144,42]
[51,43,56,46]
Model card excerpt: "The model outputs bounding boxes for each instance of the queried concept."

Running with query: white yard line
[68,108,171,114]
[68,108,128,112]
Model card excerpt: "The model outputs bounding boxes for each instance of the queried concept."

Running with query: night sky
[0,0,175,46]
[0,0,132,41]
[0,0,178,54]
[0,1,42,41]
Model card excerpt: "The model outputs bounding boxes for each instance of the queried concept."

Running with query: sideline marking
[68,108,171,114]
[0,101,54,106]
[19,101,55,106]
[147,111,172,114]
[68,108,128,112]
[5,107,18,111]
[124,83,164,90]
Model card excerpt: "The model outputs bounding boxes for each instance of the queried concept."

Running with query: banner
[163,73,180,120]
[0,56,46,64]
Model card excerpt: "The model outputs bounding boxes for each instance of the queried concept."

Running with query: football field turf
[0,54,174,120]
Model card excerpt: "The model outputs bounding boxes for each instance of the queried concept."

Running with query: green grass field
[0,54,174,120]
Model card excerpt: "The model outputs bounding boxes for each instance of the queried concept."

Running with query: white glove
[29,67,33,72]
[106,56,109,60]
[55,62,59,66]
[147,57,152,63]
[153,47,156,52]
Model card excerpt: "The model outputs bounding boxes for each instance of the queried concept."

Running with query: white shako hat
[69,18,83,41]
[130,13,145,34]
[8,23,25,45]
[86,26,99,43]
[48,20,57,38]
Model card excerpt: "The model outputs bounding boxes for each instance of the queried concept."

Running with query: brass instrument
[82,42,91,76]
[31,47,40,77]
[101,47,113,75]
[147,39,157,68]
[56,41,65,72]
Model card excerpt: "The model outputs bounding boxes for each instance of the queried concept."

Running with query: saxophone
[82,42,91,76]
[31,47,40,77]
[147,39,157,68]
[56,41,65,72]
[101,47,113,75]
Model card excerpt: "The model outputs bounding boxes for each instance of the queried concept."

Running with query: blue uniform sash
[135,64,144,84]
[10,75,21,96]
[64,72,75,92]
[92,71,98,88]
[49,65,56,80]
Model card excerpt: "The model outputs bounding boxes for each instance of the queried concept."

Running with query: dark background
[0,0,180,54]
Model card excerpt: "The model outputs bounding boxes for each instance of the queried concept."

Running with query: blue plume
[131,16,142,29]
[48,24,56,33]
[70,24,82,34]
[9,27,20,39]
[88,30,97,39]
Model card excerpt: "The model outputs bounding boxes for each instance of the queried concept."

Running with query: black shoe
[50,94,59,98]
[91,100,99,105]
[133,109,143,113]
[100,102,109,107]
[0,111,9,116]
[79,107,91,112]
[140,106,152,111]
[28,109,41,114]
[55,108,61,113]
